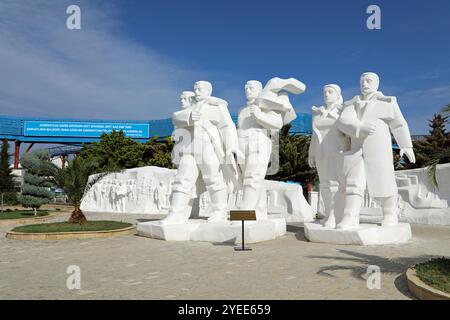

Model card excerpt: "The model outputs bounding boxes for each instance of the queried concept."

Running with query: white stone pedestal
[137,218,286,244]
[303,222,412,245]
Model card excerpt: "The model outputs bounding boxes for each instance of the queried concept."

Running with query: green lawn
[0,210,49,220]
[415,257,450,293]
[11,221,133,233]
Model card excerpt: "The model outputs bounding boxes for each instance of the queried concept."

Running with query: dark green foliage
[17,150,57,212]
[78,130,174,172]
[404,113,450,169]
[0,139,15,200]
[401,113,450,187]
[267,124,318,186]
[142,136,174,169]
[415,257,450,293]
[2,192,18,205]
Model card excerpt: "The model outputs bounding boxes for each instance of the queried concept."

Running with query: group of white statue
[85,178,170,212]
[160,72,415,232]
[164,77,305,224]
[309,72,415,229]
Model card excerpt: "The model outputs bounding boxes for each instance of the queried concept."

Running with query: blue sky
[0,0,449,134]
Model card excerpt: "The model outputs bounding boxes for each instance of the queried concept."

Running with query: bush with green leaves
[2,192,18,205]
[17,150,56,214]
[78,130,174,173]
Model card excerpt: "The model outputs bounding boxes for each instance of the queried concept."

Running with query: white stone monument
[304,73,415,245]
[137,78,311,244]
[80,166,176,214]
[360,164,450,226]
[237,78,306,219]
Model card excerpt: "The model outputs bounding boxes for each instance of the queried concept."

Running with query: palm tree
[54,157,113,224]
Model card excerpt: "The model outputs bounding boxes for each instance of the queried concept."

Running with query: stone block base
[137,218,286,244]
[303,222,412,245]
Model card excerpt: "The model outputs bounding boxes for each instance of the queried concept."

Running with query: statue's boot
[239,185,259,211]
[336,213,359,229]
[207,188,229,223]
[381,213,398,227]
[322,214,336,228]
[381,196,398,227]
[320,189,336,228]
[160,208,190,225]
[160,191,190,225]
[336,194,362,230]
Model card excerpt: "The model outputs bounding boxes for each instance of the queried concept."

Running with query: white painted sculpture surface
[81,167,313,222]
[360,164,450,226]
[338,72,415,228]
[308,84,349,228]
[163,81,240,225]
[305,72,416,245]
[81,166,175,214]
[136,78,311,243]
[237,78,306,219]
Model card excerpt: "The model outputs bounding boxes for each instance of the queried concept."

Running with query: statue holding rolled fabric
[308,84,350,228]
[237,77,306,219]
[162,81,241,224]
[337,72,415,228]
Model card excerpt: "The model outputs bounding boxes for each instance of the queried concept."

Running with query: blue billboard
[24,121,150,139]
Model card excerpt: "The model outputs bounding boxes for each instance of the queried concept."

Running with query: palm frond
[427,159,439,189]
[442,104,450,114]
[426,148,450,188]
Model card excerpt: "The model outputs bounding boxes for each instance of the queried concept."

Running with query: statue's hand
[249,104,261,116]
[400,148,416,163]
[360,122,376,136]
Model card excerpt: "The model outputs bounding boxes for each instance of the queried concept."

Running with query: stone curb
[5,226,136,240]
[406,268,450,300]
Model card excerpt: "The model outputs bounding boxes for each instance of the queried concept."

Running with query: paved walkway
[0,207,449,299]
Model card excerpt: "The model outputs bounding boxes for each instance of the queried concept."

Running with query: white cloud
[0,0,203,120]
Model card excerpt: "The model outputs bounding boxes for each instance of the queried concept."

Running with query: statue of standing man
[237,77,306,218]
[337,72,415,228]
[162,81,240,224]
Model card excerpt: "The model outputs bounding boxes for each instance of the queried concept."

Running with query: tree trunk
[69,207,87,225]
[1,193,3,213]
[34,207,37,216]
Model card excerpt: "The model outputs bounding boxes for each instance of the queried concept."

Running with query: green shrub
[18,150,56,213]
[2,192,18,205]
[415,257,450,293]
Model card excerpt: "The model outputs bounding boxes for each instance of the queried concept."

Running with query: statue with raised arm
[162,81,240,224]
[308,84,350,228]
[337,72,415,228]
[237,77,306,218]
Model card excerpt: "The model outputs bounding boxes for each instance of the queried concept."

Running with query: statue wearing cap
[163,81,241,225]
[237,77,306,218]
[308,84,350,228]
[337,72,416,228]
